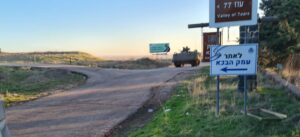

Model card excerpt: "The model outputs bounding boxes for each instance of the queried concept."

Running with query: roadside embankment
[129,67,300,137]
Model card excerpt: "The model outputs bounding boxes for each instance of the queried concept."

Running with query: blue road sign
[149,43,170,53]
[210,44,258,76]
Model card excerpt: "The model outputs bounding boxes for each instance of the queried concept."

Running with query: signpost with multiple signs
[208,0,259,116]
[210,0,258,27]
[149,43,170,54]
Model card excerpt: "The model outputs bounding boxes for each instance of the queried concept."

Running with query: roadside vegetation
[0,52,172,69]
[259,0,300,88]
[282,54,300,88]
[97,58,171,69]
[129,67,300,137]
[0,52,102,66]
[260,0,300,67]
[0,66,86,107]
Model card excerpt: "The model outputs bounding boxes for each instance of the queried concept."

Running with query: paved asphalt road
[1,63,207,137]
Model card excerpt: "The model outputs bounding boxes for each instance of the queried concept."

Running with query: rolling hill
[0,51,102,66]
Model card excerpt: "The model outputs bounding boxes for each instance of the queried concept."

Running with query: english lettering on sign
[210,0,258,27]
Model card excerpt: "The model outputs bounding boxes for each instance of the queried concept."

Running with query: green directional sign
[149,43,170,53]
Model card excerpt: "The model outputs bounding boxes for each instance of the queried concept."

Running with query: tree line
[260,0,300,67]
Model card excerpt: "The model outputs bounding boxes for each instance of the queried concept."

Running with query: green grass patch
[0,52,172,69]
[0,67,86,106]
[0,52,102,66]
[129,67,300,137]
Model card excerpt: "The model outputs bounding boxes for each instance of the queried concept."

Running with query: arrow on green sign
[149,43,170,53]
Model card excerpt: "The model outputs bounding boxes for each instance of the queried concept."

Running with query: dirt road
[1,63,206,137]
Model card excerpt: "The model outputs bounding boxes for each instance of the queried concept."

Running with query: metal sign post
[244,75,247,115]
[216,28,220,116]
[216,75,220,116]
[243,26,249,115]
[210,44,258,116]
[186,0,259,117]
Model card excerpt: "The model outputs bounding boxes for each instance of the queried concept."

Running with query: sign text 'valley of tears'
[210,0,258,27]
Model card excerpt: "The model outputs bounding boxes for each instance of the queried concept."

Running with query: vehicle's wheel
[191,61,197,67]
[175,63,181,68]
[196,60,200,66]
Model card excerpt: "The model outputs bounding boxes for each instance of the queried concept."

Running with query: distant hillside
[0,52,172,69]
[0,51,102,66]
[97,58,172,69]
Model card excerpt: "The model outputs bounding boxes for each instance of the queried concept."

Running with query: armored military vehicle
[172,47,201,68]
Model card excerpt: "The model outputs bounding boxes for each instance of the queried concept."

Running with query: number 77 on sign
[223,1,245,9]
[209,0,258,28]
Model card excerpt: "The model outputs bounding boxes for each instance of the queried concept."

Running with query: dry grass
[130,67,300,137]
[0,52,102,66]
[0,52,172,69]
[283,54,300,88]
[97,58,172,69]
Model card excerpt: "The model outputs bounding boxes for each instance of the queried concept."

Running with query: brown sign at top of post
[215,0,252,23]
[210,0,258,27]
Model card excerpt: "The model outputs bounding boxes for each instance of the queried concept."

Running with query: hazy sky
[0,0,262,57]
